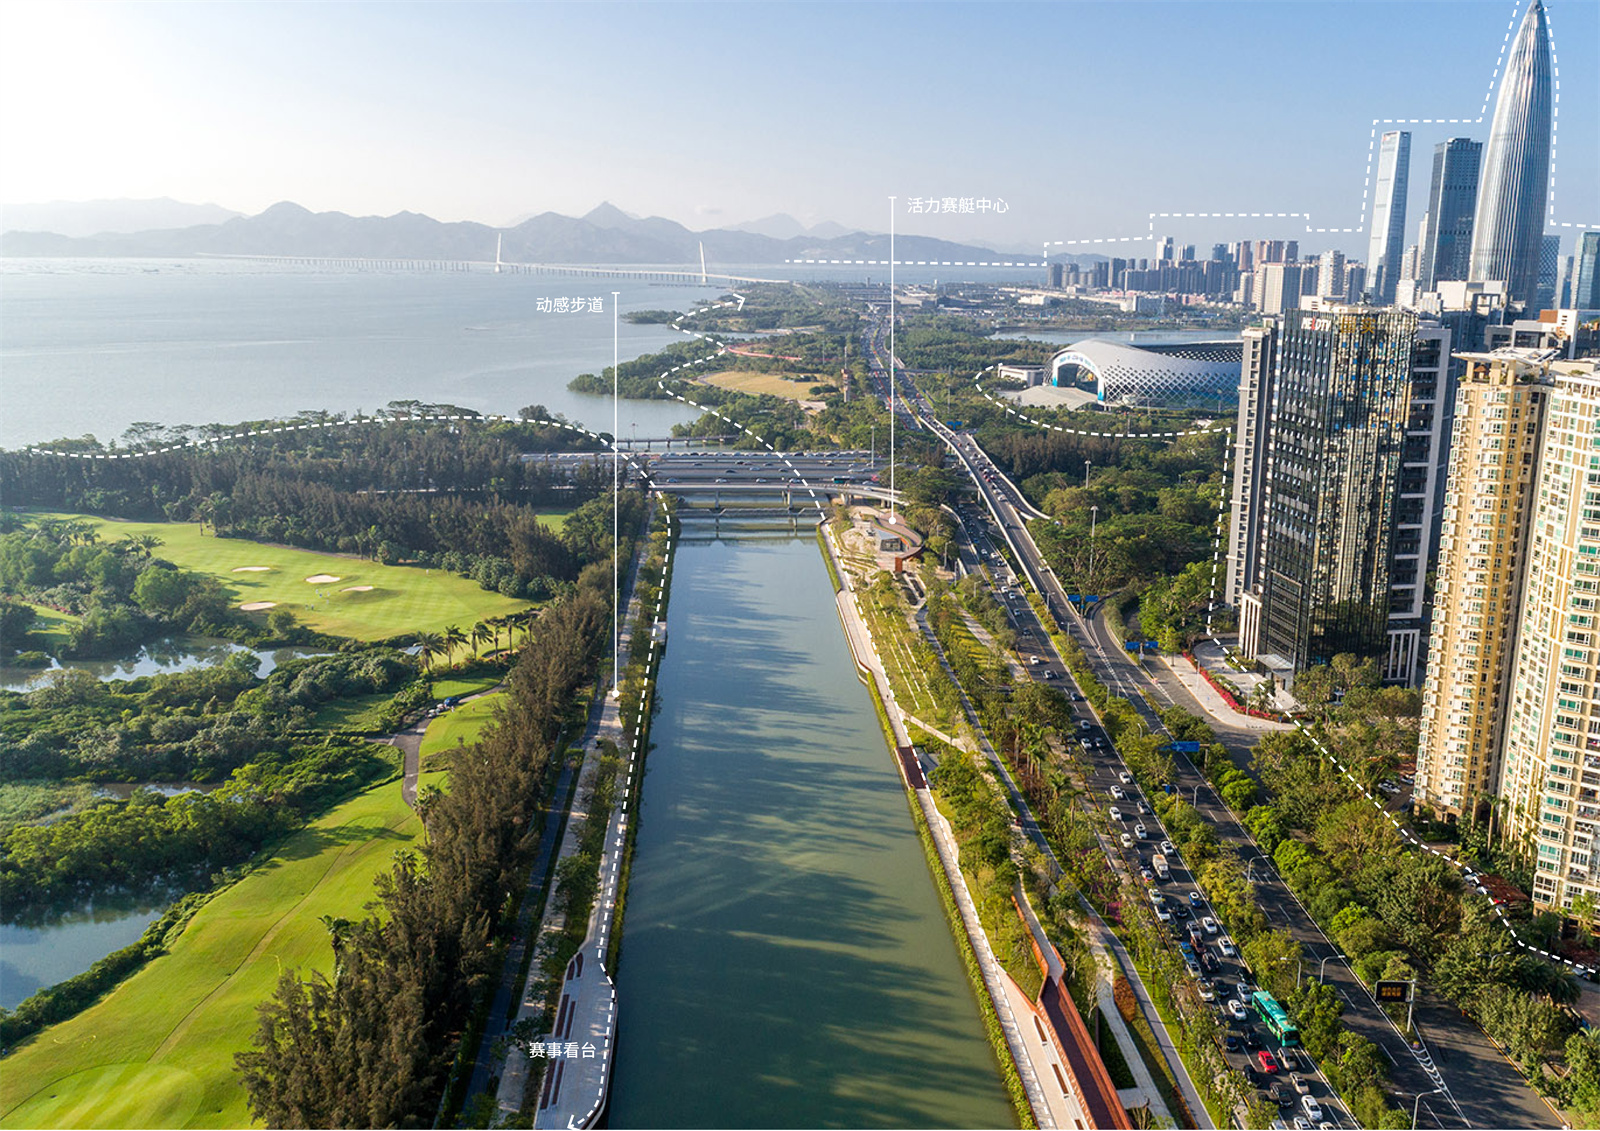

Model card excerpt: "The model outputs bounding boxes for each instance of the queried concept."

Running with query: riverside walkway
[822,525,1059,1129]
[479,512,667,1129]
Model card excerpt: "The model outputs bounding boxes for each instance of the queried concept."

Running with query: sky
[1,0,1596,259]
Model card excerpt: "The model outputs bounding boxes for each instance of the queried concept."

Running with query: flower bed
[1181,652,1283,721]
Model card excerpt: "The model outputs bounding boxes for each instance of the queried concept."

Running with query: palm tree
[442,624,467,667]
[470,621,493,660]
[415,631,444,671]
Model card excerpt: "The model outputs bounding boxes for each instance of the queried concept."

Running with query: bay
[0,259,714,450]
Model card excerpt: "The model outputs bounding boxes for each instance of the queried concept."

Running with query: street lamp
[1319,954,1336,981]
[1088,504,1099,590]
[1085,459,1092,489]
[1411,1087,1444,1130]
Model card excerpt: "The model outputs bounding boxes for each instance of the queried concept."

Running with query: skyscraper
[1368,130,1411,304]
[1575,231,1600,309]
[1418,138,1482,290]
[1235,304,1448,685]
[1535,234,1561,311]
[1316,249,1346,299]
[1469,0,1553,306]
[1226,323,1278,607]
[1254,262,1302,315]
[1416,350,1551,820]
[1491,358,1600,920]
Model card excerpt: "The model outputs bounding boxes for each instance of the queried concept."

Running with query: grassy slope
[0,777,419,1130]
[20,604,77,652]
[419,693,505,760]
[700,369,826,400]
[25,512,530,643]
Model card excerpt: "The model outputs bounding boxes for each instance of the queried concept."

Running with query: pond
[0,897,170,1011]
[0,637,330,693]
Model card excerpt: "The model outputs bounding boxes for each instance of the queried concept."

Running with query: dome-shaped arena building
[1051,338,1242,406]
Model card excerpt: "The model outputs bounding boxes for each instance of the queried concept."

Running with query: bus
[1252,990,1300,1046]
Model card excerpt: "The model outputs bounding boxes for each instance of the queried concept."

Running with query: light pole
[1191,783,1203,806]
[1320,954,1336,981]
[1411,1087,1443,1130]
[1088,504,1099,592]
[1085,459,1092,489]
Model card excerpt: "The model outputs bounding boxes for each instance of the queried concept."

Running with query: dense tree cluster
[235,575,612,1128]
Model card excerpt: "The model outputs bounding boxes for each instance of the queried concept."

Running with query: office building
[1536,234,1562,312]
[1234,305,1448,686]
[1575,232,1600,310]
[1344,263,1367,305]
[1418,138,1483,290]
[1368,130,1412,304]
[1416,350,1553,820]
[1492,357,1600,919]
[1470,0,1553,306]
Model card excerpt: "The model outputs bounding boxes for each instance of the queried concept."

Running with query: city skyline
[1,0,1595,259]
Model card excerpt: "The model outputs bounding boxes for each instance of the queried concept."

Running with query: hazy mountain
[0,197,242,238]
[729,213,855,241]
[0,199,1056,267]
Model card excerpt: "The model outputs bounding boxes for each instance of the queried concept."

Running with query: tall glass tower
[1418,138,1482,290]
[1469,0,1552,306]
[1368,131,1411,304]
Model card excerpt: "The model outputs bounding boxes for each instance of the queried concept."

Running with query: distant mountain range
[0,197,242,239]
[0,199,1104,267]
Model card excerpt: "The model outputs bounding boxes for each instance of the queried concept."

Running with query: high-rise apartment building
[1470,0,1553,307]
[1226,323,1278,607]
[1416,350,1552,819]
[1575,232,1600,310]
[1492,358,1600,918]
[1234,305,1449,685]
[1418,138,1483,290]
[1255,262,1302,315]
[1316,250,1346,299]
[1344,263,1367,305]
[1368,131,1412,304]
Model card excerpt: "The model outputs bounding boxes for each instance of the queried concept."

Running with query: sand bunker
[231,566,272,572]
[240,601,279,611]
[304,574,342,584]
[341,585,374,593]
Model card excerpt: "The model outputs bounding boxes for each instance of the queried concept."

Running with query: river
[606,534,1012,1129]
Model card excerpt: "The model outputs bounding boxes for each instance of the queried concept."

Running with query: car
[1110,786,1126,800]
[1202,916,1219,935]
[1139,867,1155,883]
[1258,1050,1279,1073]
[1271,1083,1296,1108]
[1243,1027,1261,1049]
[1235,979,1256,1001]
[1188,890,1204,907]
[1172,902,1191,919]
[1120,833,1134,848]
[1277,1047,1301,1072]
[1201,951,1219,974]
[1179,940,1195,958]
[1185,956,1202,976]
[1135,823,1148,838]
[1301,1096,1323,1122]
[1219,936,1238,957]
[1197,979,1216,1002]
[1154,904,1172,922]
[1137,801,1150,815]
[1222,1032,1243,1051]
[1290,1072,1309,1094]
[1160,839,1175,855]
[1109,806,1123,822]
[1028,655,1041,665]
[1149,889,1166,906]
[1042,670,1058,679]
[1119,771,1133,785]
[1292,1119,1312,1131]
[1228,998,1248,1021]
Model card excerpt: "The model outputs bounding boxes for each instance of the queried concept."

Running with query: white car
[1196,980,1215,1002]
[1110,786,1126,800]
[1227,998,1248,1021]
[1135,823,1148,838]
[1109,806,1124,822]
[1301,1096,1323,1122]
[1160,839,1175,855]
[1219,936,1238,957]
[1201,916,1219,935]
[1119,771,1133,784]
[1154,904,1172,922]
[1120,833,1134,848]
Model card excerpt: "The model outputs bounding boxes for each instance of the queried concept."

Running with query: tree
[415,631,444,671]
[441,624,467,667]
[470,621,493,659]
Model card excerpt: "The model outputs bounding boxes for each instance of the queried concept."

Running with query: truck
[1151,853,1170,880]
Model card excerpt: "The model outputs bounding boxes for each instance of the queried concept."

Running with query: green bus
[1252,989,1300,1046]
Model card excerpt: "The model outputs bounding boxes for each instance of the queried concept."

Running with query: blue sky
[1,0,1595,259]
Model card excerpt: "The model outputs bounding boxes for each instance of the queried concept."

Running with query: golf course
[0,771,428,1130]
[25,512,533,644]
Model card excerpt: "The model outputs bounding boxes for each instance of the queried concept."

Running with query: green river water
[606,534,1013,1128]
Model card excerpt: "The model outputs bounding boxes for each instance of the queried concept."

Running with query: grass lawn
[430,675,502,701]
[306,690,401,734]
[530,507,574,533]
[419,693,506,763]
[22,604,77,652]
[0,774,420,1130]
[700,369,828,401]
[25,512,531,645]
